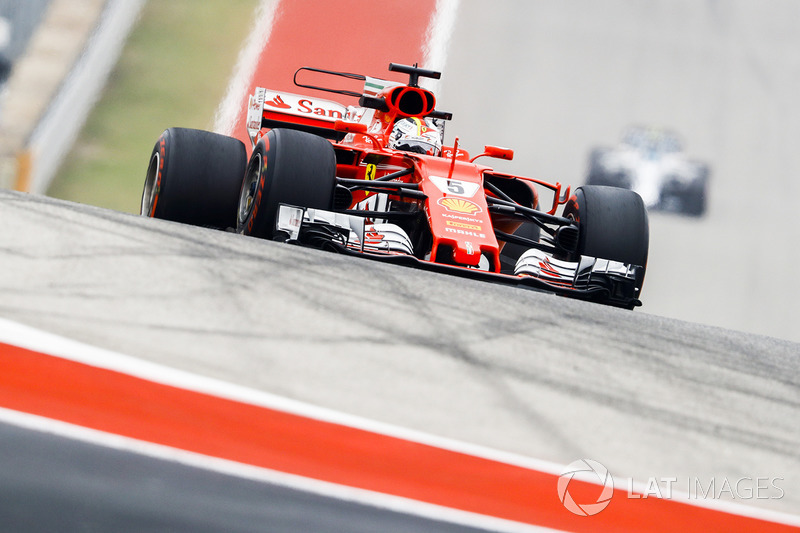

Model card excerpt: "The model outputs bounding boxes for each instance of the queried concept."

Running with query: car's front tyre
[563,186,649,267]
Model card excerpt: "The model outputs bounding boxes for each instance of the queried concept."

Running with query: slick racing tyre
[141,128,247,229]
[237,128,336,238]
[563,185,649,268]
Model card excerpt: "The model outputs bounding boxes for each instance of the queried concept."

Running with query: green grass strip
[48,0,258,214]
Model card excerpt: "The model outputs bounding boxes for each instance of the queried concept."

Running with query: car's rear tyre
[237,128,336,238]
[141,127,246,229]
[563,185,649,268]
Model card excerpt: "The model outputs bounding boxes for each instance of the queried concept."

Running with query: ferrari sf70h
[142,63,649,309]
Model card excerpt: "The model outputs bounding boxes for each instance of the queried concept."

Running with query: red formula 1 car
[141,63,649,308]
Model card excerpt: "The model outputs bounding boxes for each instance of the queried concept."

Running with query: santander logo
[262,91,345,119]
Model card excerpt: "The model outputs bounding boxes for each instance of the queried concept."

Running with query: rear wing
[245,76,402,148]
[246,88,348,145]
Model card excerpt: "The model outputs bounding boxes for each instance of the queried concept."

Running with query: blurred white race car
[586,126,709,216]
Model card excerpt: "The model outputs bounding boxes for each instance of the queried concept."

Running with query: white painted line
[27,0,145,194]
[0,317,570,475]
[422,0,460,93]
[1,317,799,527]
[0,407,556,533]
[212,0,280,137]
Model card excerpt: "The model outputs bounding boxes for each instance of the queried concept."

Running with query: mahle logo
[557,459,615,516]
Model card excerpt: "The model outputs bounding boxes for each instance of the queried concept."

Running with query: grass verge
[47,0,257,213]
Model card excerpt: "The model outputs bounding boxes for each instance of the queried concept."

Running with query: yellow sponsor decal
[438,197,482,215]
[364,163,376,197]
[446,220,482,231]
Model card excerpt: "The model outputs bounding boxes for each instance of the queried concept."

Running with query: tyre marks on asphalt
[1,320,798,533]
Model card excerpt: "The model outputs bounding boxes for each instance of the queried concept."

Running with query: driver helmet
[389,117,442,156]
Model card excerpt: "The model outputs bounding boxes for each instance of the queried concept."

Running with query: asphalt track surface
[2,0,800,530]
[1,190,799,519]
[440,0,800,343]
[0,421,492,533]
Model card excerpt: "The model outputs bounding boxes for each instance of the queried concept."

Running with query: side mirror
[334,120,368,134]
[484,145,514,161]
[470,145,514,163]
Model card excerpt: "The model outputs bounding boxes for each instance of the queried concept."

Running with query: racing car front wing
[275,204,644,308]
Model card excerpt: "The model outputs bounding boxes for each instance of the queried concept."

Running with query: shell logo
[438,197,482,215]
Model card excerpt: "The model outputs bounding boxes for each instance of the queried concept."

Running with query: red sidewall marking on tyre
[149,136,166,217]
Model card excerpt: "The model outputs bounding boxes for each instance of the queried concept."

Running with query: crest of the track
[438,0,800,343]
[1,190,798,515]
